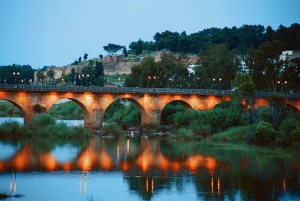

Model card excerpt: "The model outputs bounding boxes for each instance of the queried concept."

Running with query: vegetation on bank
[0,101,21,117]
[0,114,91,139]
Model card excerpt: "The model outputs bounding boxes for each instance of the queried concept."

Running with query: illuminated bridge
[0,84,299,128]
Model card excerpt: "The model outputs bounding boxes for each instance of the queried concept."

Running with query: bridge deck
[0,84,299,98]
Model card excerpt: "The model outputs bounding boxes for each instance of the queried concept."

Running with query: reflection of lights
[121,161,130,171]
[151,178,154,193]
[218,177,220,195]
[126,139,130,154]
[206,156,217,174]
[186,155,204,174]
[99,150,112,170]
[12,145,32,171]
[146,177,149,193]
[0,161,4,171]
[62,162,72,172]
[172,161,181,172]
[283,179,286,192]
[40,153,58,171]
[10,172,17,195]
[211,175,214,193]
[79,172,87,194]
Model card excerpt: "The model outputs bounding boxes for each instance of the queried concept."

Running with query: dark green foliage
[103,122,123,136]
[48,101,83,120]
[174,109,198,129]
[161,102,185,125]
[259,95,287,129]
[33,104,44,113]
[251,121,276,143]
[103,43,123,56]
[0,101,21,117]
[124,54,190,88]
[0,121,25,137]
[104,99,140,126]
[24,114,90,138]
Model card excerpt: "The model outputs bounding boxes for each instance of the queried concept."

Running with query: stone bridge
[0,85,299,129]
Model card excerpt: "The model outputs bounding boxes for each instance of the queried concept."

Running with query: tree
[103,43,123,56]
[37,71,46,83]
[124,54,189,88]
[70,68,76,85]
[123,46,128,57]
[84,53,88,60]
[47,69,55,83]
[78,57,82,63]
[194,43,240,89]
[135,39,143,55]
[99,54,103,59]
[280,58,300,93]
[231,73,256,100]
[246,40,285,91]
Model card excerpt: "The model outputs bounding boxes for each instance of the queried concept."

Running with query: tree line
[129,23,300,55]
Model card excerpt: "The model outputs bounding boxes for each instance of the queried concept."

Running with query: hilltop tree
[83,53,88,60]
[135,39,143,55]
[37,71,46,83]
[103,43,123,56]
[47,69,55,79]
[123,46,128,57]
[194,43,240,89]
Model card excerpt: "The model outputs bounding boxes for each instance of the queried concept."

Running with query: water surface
[0,118,299,200]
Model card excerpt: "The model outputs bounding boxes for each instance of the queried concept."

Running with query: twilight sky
[1,0,299,69]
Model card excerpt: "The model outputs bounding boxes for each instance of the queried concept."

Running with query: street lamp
[13,72,20,85]
[212,78,222,89]
[81,75,84,86]
[86,74,90,86]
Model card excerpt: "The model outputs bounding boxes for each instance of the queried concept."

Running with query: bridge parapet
[0,84,233,96]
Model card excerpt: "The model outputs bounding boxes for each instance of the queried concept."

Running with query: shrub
[251,121,276,143]
[103,122,123,136]
[0,121,25,137]
[211,125,251,142]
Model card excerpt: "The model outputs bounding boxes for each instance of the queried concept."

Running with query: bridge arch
[0,98,27,123]
[103,97,148,125]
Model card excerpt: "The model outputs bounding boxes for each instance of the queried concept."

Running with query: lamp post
[86,74,90,86]
[212,78,222,89]
[13,72,20,85]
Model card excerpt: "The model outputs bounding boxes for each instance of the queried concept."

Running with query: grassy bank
[0,114,91,139]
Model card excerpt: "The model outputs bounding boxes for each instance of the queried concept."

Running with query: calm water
[0,120,300,201]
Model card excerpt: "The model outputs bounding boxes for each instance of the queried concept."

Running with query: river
[0,118,300,201]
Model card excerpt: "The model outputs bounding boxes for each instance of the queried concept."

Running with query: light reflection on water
[0,119,300,200]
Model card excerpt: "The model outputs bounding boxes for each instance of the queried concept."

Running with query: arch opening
[161,100,191,126]
[104,98,146,131]
[48,98,85,127]
[0,99,25,125]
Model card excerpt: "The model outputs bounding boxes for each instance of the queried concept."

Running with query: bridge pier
[149,110,161,125]
[83,108,102,129]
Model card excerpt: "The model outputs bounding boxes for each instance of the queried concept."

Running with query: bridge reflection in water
[0,137,299,200]
[0,137,219,194]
